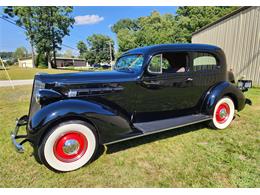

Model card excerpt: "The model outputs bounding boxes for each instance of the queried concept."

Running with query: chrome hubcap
[62,139,80,155]
[219,109,227,118]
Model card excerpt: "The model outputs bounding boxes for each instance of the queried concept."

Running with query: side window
[162,58,171,70]
[193,52,218,71]
[148,52,189,74]
[148,54,162,74]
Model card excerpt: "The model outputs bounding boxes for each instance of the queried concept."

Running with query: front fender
[27,99,133,146]
[201,81,246,115]
[28,99,114,132]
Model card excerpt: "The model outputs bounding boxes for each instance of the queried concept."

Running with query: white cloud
[74,15,104,25]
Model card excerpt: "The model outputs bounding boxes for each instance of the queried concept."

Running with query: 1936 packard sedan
[11,44,252,172]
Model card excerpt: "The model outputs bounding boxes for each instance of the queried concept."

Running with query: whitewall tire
[210,97,235,129]
[39,120,98,172]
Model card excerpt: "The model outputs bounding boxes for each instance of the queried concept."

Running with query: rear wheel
[209,97,235,129]
[38,120,98,172]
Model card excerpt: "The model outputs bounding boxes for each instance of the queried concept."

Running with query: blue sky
[0,6,177,54]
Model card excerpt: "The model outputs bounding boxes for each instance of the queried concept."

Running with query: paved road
[0,79,33,87]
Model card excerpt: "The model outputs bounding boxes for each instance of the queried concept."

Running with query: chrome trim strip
[68,86,124,97]
[105,117,212,145]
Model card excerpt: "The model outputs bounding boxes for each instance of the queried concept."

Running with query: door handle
[141,80,162,89]
[143,80,160,85]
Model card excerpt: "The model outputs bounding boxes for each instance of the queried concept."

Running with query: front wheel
[209,97,235,129]
[38,120,98,172]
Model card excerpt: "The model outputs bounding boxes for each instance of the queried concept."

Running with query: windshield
[114,54,144,72]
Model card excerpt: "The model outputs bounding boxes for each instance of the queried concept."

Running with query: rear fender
[201,81,246,115]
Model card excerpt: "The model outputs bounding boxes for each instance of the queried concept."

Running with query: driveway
[0,79,33,87]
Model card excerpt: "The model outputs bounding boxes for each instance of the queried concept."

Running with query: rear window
[193,52,218,71]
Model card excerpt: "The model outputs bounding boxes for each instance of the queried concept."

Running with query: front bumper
[11,115,29,153]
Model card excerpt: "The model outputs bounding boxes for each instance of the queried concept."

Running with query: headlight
[35,89,63,105]
[33,79,45,104]
[34,79,45,91]
[35,90,41,104]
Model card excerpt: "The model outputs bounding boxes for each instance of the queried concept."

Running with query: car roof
[123,43,222,56]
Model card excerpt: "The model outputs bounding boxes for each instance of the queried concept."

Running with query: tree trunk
[52,47,56,68]
[30,41,35,68]
[47,53,52,69]
[50,8,56,69]
[48,61,52,69]
[52,30,57,68]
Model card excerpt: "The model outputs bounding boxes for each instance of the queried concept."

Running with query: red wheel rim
[54,132,88,163]
[216,103,230,124]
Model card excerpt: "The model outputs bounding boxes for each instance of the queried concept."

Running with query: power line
[0,16,26,30]
[61,43,78,51]
[0,15,79,51]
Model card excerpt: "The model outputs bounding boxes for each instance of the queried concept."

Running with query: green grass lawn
[0,66,77,80]
[0,86,259,187]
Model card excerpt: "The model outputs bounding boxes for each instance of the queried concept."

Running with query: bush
[5,60,14,66]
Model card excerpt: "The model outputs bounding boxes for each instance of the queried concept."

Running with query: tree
[0,51,13,60]
[111,18,139,34]
[112,7,238,52]
[78,34,115,65]
[13,47,28,60]
[3,6,75,68]
[137,12,177,46]
[4,7,36,67]
[112,11,177,52]
[32,7,74,68]
[175,6,238,42]
[77,41,87,57]
[0,51,15,65]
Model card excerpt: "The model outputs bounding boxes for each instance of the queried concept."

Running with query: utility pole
[108,41,112,65]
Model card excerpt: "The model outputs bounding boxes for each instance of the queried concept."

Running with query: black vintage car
[11,44,252,172]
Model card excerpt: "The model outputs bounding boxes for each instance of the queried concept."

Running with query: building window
[193,52,218,71]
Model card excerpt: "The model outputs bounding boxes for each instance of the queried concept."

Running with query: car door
[133,51,202,122]
[189,51,223,108]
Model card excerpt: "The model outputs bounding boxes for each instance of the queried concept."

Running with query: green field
[0,86,259,187]
[0,66,77,80]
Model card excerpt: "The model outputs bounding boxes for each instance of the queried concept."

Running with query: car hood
[36,70,141,85]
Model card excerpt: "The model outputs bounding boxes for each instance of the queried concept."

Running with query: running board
[133,114,212,133]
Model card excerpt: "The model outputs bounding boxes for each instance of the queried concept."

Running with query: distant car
[11,44,252,172]
[101,64,111,69]
[93,64,101,68]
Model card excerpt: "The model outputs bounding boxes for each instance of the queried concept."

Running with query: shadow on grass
[105,122,208,155]
[0,68,10,71]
